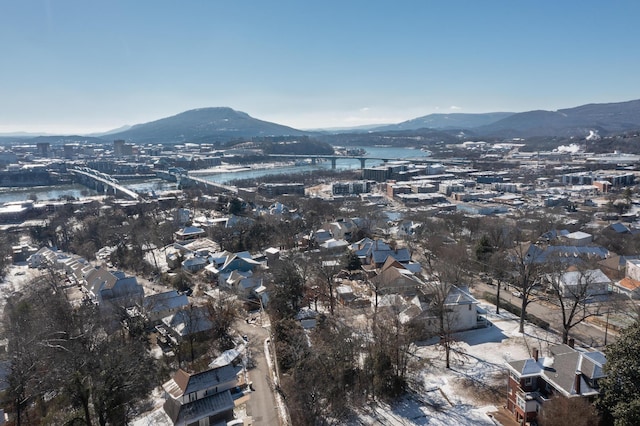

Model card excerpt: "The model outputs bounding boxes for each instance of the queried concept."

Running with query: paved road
[472,281,619,348]
[235,318,282,426]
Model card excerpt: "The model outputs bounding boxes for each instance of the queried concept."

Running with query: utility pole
[604,309,610,346]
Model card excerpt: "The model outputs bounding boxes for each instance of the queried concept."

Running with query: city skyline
[2,1,639,134]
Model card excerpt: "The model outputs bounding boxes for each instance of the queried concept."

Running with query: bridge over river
[70,167,141,200]
[267,153,450,169]
[156,170,238,194]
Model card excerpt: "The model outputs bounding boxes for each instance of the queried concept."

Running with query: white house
[625,258,640,281]
[551,269,611,298]
[562,231,593,246]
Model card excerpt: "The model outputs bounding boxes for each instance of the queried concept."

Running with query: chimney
[568,338,575,348]
[574,371,581,394]
[533,348,539,362]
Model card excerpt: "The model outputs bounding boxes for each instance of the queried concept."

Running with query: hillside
[374,112,514,131]
[477,99,640,137]
[109,107,308,144]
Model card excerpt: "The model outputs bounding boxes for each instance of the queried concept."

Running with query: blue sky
[1,1,639,133]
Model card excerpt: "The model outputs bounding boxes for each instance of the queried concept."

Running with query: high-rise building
[36,142,50,158]
[113,139,126,157]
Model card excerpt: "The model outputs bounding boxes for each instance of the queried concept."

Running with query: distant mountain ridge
[108,107,308,144]
[476,99,640,137]
[373,99,640,138]
[3,99,640,146]
[373,112,515,132]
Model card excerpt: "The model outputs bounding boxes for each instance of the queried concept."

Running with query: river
[0,146,428,204]
[196,145,429,184]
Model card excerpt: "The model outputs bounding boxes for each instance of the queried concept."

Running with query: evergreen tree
[598,321,640,425]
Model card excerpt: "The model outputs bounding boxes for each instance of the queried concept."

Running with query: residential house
[323,218,358,241]
[606,222,631,234]
[162,306,213,340]
[625,258,640,281]
[336,284,356,305]
[319,238,349,252]
[181,256,208,273]
[611,258,640,299]
[205,251,264,284]
[351,238,415,270]
[312,229,333,245]
[162,364,239,426]
[506,344,606,425]
[143,290,189,323]
[296,308,319,329]
[11,243,38,263]
[83,267,144,311]
[412,285,482,333]
[175,238,221,258]
[598,255,638,280]
[174,226,206,242]
[369,258,425,296]
[522,243,609,265]
[372,284,482,335]
[613,277,640,299]
[547,269,611,298]
[27,246,72,270]
[561,231,593,246]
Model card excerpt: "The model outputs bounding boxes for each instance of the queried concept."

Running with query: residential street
[235,317,282,426]
[472,280,620,348]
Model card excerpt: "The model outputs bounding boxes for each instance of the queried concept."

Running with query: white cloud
[450,105,462,110]
[360,107,370,112]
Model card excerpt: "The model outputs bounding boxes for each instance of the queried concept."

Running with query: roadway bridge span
[70,167,141,200]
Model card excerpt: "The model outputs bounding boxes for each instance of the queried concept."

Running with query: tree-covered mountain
[373,112,514,131]
[109,107,309,144]
[476,99,640,137]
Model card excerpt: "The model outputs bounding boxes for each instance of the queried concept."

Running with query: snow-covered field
[361,302,560,425]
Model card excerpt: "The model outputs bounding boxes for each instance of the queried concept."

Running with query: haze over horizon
[2,1,639,134]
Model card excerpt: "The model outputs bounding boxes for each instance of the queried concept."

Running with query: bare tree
[509,242,547,333]
[545,264,605,344]
[488,251,509,315]
[205,293,240,351]
[423,242,468,369]
[3,279,157,425]
[314,255,343,315]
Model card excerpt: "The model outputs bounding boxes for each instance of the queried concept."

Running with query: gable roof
[168,390,234,424]
[143,290,189,313]
[616,277,640,291]
[608,222,630,234]
[162,307,213,337]
[506,344,606,397]
[523,244,609,264]
[559,269,611,287]
[166,364,237,397]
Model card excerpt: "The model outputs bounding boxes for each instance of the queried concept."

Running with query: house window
[517,395,526,411]
[188,392,197,402]
[524,377,533,387]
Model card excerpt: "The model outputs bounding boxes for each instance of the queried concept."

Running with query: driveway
[236,318,282,426]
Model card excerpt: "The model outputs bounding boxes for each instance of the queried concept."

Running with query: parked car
[512,291,523,298]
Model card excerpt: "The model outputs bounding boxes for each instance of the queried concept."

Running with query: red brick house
[505,344,606,424]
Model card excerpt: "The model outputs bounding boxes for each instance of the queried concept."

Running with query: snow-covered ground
[363,302,560,425]
[0,262,44,312]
